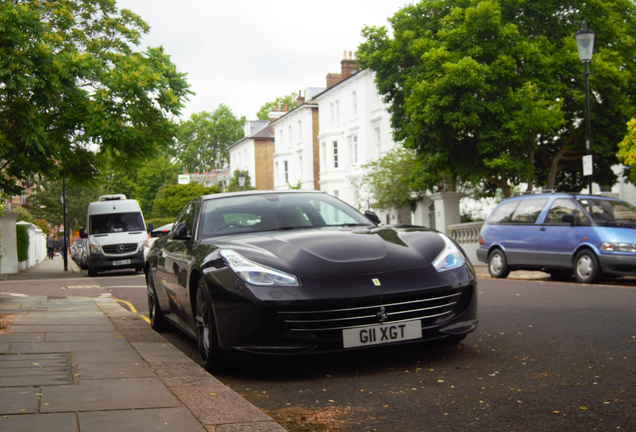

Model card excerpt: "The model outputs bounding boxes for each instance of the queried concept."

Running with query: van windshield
[576,198,636,227]
[90,212,145,234]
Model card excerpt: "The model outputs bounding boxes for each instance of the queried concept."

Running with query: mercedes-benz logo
[117,244,125,253]
[376,306,388,324]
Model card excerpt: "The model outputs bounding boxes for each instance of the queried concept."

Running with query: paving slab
[0,343,8,353]
[78,361,155,380]
[78,407,204,432]
[40,378,180,412]
[9,324,116,333]
[9,339,131,354]
[14,315,111,326]
[0,353,72,387]
[0,387,39,414]
[214,422,287,432]
[171,385,273,426]
[132,342,193,363]
[0,412,76,431]
[0,333,45,343]
[45,332,124,342]
[73,349,143,364]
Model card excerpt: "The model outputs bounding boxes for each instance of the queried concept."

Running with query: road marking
[63,285,102,289]
[113,298,151,324]
[106,286,146,289]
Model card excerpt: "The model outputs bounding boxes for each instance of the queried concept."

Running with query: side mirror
[173,222,191,240]
[146,222,154,233]
[364,210,381,225]
[561,214,575,226]
[79,229,87,239]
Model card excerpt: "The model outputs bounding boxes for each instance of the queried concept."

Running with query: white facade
[228,120,271,184]
[314,69,400,218]
[272,103,318,190]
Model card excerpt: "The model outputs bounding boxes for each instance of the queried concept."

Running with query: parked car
[477,191,636,283]
[144,190,478,372]
[76,238,89,270]
[143,223,173,259]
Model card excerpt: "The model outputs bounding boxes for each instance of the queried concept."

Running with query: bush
[16,225,29,262]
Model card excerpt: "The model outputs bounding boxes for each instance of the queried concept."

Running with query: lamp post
[238,172,246,191]
[575,21,595,195]
[62,177,68,271]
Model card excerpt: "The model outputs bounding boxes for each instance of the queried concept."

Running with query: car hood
[205,226,447,278]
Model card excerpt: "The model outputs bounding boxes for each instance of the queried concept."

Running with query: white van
[79,194,152,277]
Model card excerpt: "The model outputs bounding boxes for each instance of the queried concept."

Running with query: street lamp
[575,20,595,194]
[238,172,246,191]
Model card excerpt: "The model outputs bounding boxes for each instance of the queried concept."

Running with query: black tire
[194,278,226,373]
[88,267,97,277]
[488,249,510,278]
[147,271,168,332]
[574,250,601,284]
[549,270,572,282]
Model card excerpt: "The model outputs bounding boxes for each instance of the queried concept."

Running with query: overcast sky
[116,0,413,121]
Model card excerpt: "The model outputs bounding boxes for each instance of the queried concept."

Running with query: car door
[156,201,198,324]
[492,197,548,266]
[536,198,593,269]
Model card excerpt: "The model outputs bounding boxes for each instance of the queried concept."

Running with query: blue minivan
[477,191,636,283]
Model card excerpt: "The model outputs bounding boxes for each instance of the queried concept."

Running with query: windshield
[199,193,374,239]
[576,198,636,226]
[90,212,145,234]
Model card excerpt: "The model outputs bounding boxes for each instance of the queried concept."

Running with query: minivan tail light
[479,236,484,245]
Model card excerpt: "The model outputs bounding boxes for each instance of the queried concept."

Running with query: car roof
[200,190,326,201]
[504,190,624,202]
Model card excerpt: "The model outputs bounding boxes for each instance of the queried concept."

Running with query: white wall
[0,212,18,274]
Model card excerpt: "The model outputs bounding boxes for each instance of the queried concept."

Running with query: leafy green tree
[152,183,220,219]
[618,119,636,183]
[175,106,245,173]
[29,179,106,233]
[256,93,298,120]
[134,156,181,215]
[358,147,424,212]
[358,0,636,197]
[226,170,255,192]
[0,0,191,196]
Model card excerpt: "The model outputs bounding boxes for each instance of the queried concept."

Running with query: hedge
[16,225,29,262]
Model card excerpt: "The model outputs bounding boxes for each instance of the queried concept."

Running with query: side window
[173,203,197,237]
[545,199,591,225]
[509,198,548,224]
[487,201,519,224]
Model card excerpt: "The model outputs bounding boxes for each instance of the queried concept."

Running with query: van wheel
[574,250,601,283]
[488,249,510,278]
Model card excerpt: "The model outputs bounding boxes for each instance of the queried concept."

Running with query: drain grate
[0,353,73,387]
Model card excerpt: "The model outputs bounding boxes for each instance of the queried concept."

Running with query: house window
[279,129,283,148]
[321,142,326,171]
[298,154,303,179]
[298,120,302,141]
[330,103,334,125]
[334,100,340,124]
[284,160,289,182]
[349,134,358,164]
[333,141,339,169]
[275,162,279,185]
[352,91,357,116]
[374,126,381,155]
[288,125,292,148]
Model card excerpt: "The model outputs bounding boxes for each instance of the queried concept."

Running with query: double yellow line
[114,298,151,324]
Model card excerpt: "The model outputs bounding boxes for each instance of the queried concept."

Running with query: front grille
[102,243,138,254]
[268,288,467,340]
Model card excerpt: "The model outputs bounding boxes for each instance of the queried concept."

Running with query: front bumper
[205,266,478,355]
[599,253,636,276]
[89,249,144,272]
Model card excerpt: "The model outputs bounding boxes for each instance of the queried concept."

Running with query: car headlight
[219,249,300,287]
[89,243,102,254]
[600,242,636,252]
[433,234,466,272]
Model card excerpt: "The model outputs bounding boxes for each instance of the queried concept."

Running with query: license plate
[342,320,422,348]
[112,259,131,266]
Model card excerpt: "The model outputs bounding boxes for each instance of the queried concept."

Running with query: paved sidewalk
[2,254,85,281]
[0,260,285,431]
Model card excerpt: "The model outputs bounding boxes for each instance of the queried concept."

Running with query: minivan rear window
[90,212,144,234]
[509,198,548,224]
[487,201,518,224]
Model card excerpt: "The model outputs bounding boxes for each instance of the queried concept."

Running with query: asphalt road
[2,273,635,431]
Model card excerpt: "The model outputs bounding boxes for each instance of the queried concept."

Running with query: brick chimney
[296,90,305,106]
[326,51,359,88]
